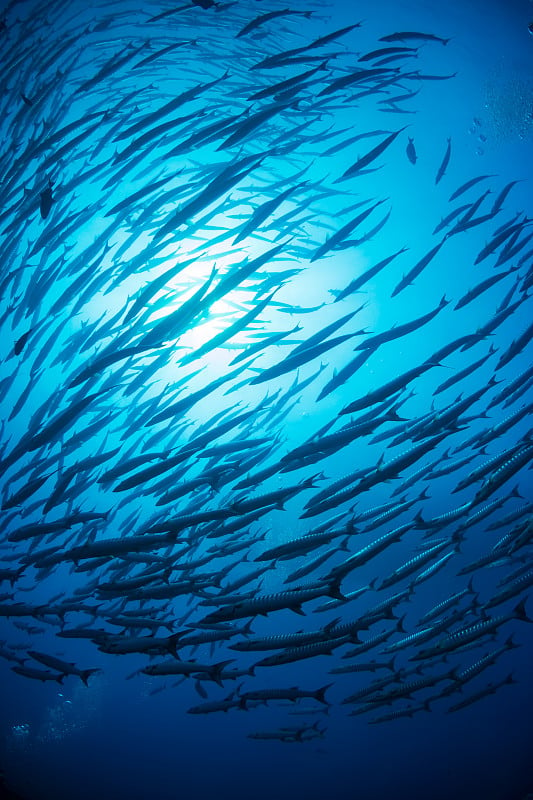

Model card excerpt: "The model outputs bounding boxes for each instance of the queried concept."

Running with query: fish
[406,136,417,164]
[247,722,323,742]
[447,674,516,713]
[187,692,240,714]
[359,46,419,62]
[474,219,533,265]
[12,665,64,683]
[324,524,412,585]
[391,238,446,297]
[310,199,389,261]
[337,128,407,181]
[412,600,531,660]
[253,525,352,562]
[248,62,328,103]
[368,701,431,724]
[432,344,496,395]
[254,636,352,667]
[39,177,54,219]
[236,9,312,39]
[318,66,399,98]
[200,579,344,624]
[238,684,332,707]
[491,180,523,215]
[354,295,449,351]
[435,137,452,184]
[334,247,408,303]
[249,331,358,385]
[252,23,361,70]
[364,669,458,705]
[454,266,519,310]
[142,659,233,686]
[448,174,495,202]
[27,651,100,685]
[469,442,533,507]
[232,181,308,245]
[379,31,451,45]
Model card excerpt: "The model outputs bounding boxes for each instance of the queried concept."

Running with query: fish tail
[327,578,345,601]
[211,659,233,686]
[80,668,100,687]
[413,509,426,528]
[168,633,184,657]
[451,530,464,552]
[513,599,531,623]
[315,683,333,705]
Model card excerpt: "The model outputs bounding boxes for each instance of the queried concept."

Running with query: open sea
[0,0,532,798]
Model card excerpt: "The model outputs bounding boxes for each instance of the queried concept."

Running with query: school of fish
[0,0,532,743]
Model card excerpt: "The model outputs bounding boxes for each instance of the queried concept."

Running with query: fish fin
[315,683,333,705]
[194,679,208,699]
[413,509,425,528]
[513,599,531,623]
[451,530,464,551]
[305,471,325,488]
[80,668,101,686]
[324,617,342,635]
[327,579,345,601]
[211,659,233,687]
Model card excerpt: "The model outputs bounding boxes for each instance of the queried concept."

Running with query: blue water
[0,0,532,798]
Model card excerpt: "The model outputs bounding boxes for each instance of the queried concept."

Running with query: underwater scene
[0,0,532,798]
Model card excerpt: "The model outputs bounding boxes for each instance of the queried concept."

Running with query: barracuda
[448,674,516,713]
[238,684,332,707]
[254,635,352,667]
[200,579,344,623]
[254,525,353,562]
[412,600,531,660]
[142,658,234,686]
[325,523,412,585]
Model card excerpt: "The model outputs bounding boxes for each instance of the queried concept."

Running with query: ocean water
[0,1,532,799]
